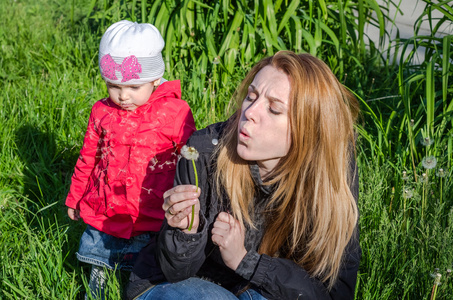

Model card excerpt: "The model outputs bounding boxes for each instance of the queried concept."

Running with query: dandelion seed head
[434,273,442,285]
[410,119,414,127]
[436,168,446,178]
[403,189,413,199]
[402,171,410,180]
[422,156,437,169]
[420,173,429,183]
[213,56,220,65]
[181,145,199,161]
[421,136,434,146]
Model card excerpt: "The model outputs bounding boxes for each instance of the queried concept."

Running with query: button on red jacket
[66,80,196,239]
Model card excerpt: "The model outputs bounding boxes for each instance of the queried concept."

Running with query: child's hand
[67,207,80,221]
[162,185,200,234]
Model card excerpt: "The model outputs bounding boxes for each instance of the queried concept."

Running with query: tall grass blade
[277,0,300,35]
[426,60,435,137]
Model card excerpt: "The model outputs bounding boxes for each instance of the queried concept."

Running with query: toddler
[65,20,196,298]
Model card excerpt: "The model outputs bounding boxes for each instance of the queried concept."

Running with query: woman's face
[237,65,291,176]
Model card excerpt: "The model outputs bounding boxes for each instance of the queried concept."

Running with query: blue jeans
[136,277,267,300]
[77,225,153,271]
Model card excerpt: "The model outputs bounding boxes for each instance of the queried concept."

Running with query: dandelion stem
[408,121,418,182]
[430,284,436,300]
[422,181,426,219]
[430,273,441,300]
[188,160,198,231]
[440,177,443,207]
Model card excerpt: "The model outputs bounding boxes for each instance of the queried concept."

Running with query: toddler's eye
[107,84,119,89]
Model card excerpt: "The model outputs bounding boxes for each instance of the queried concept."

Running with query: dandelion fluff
[436,168,446,178]
[420,173,429,183]
[420,137,434,146]
[402,189,413,199]
[181,145,199,161]
[422,156,437,169]
[402,171,410,181]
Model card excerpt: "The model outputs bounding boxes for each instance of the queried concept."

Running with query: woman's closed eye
[269,105,281,115]
[268,98,285,115]
[245,92,257,102]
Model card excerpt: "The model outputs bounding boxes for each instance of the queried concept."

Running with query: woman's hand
[211,212,247,271]
[162,185,200,234]
[67,207,80,221]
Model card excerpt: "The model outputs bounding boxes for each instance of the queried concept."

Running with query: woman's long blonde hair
[215,51,359,288]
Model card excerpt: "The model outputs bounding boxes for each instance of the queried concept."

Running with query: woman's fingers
[166,198,198,218]
[162,185,201,231]
[216,211,233,223]
[211,212,247,270]
[212,213,232,235]
[212,212,239,245]
[162,185,200,213]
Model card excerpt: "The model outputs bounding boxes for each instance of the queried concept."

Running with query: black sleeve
[157,129,218,283]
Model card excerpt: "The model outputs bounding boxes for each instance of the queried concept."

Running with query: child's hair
[98,20,165,85]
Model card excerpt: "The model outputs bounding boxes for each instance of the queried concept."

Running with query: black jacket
[127,121,361,300]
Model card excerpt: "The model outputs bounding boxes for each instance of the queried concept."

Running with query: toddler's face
[106,81,157,111]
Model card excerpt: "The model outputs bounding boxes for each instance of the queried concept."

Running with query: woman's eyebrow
[268,96,286,105]
[249,84,285,105]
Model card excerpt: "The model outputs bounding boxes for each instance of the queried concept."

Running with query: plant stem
[440,177,443,207]
[188,160,199,231]
[430,273,441,300]
[422,181,425,219]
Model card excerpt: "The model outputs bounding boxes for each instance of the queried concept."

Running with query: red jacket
[66,80,196,239]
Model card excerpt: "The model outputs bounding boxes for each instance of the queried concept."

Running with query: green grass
[0,0,452,299]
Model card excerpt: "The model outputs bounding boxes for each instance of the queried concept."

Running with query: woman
[128,51,361,300]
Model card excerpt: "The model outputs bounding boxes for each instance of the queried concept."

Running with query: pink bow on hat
[100,54,142,82]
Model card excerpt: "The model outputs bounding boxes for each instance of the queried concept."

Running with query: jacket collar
[249,164,274,195]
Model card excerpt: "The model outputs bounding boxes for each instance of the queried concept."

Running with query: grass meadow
[0,0,452,299]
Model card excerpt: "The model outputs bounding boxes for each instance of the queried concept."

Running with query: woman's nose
[244,98,261,121]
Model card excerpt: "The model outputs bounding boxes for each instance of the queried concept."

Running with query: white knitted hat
[99,20,165,85]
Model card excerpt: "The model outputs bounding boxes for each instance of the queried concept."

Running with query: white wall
[365,0,452,63]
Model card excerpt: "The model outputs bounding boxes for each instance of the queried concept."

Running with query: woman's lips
[239,128,250,141]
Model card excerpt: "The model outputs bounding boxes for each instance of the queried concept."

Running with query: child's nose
[119,89,129,100]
